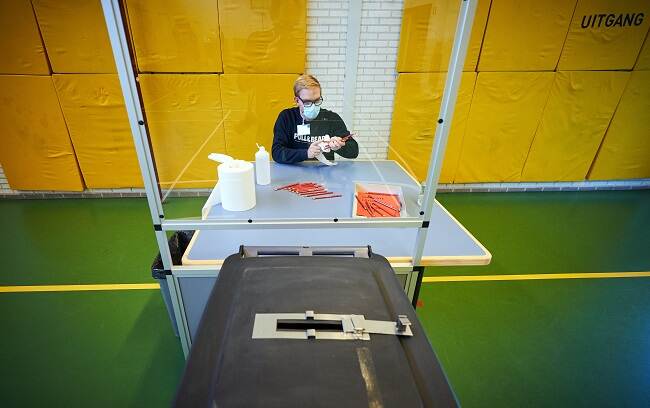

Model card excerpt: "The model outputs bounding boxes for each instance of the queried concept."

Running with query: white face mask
[303,103,320,120]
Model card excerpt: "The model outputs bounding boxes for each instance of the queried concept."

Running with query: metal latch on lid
[252,310,413,341]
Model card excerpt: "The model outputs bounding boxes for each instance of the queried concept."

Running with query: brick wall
[305,0,403,160]
[353,1,403,159]
[305,0,349,116]
[0,165,11,194]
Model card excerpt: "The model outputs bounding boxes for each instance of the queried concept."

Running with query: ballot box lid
[174,250,457,408]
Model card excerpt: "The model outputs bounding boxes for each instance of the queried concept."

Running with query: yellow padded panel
[558,0,650,70]
[521,71,630,181]
[53,74,142,188]
[0,0,49,74]
[125,0,223,73]
[32,0,115,73]
[397,0,491,72]
[478,0,576,71]
[220,74,297,160]
[388,72,477,183]
[455,72,555,183]
[589,71,650,180]
[139,74,226,189]
[219,0,306,73]
[635,32,650,70]
[0,75,83,191]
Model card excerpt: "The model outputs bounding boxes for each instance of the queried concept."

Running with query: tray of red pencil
[353,183,405,218]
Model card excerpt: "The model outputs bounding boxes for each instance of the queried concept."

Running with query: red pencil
[275,183,299,191]
[314,194,342,199]
[370,197,400,213]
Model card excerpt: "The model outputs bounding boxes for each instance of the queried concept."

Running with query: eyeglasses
[299,96,323,107]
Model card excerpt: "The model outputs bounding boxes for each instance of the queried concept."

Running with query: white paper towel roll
[204,154,256,215]
[218,159,256,211]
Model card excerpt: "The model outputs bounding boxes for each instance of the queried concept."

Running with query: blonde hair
[293,74,321,97]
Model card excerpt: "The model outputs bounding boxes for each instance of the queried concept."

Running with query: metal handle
[239,245,371,258]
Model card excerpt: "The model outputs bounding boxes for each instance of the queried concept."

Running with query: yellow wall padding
[589,71,650,180]
[558,0,650,71]
[397,0,491,72]
[138,74,226,189]
[218,0,306,73]
[220,74,297,160]
[634,32,650,70]
[125,0,222,73]
[0,75,83,191]
[0,1,49,75]
[478,0,576,72]
[52,74,142,188]
[388,72,477,183]
[455,72,555,183]
[32,0,115,73]
[521,71,630,181]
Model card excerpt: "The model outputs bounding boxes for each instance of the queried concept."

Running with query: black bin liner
[151,230,195,336]
[151,230,195,279]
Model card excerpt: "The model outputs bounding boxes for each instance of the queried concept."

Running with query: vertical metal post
[412,0,477,266]
[342,0,362,127]
[101,0,172,269]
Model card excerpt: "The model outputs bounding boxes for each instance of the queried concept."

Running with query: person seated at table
[272,74,359,164]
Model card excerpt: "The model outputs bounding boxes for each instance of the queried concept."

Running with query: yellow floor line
[423,271,650,283]
[0,283,160,293]
[2,272,648,293]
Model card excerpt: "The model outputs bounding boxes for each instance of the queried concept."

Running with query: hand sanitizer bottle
[255,144,271,185]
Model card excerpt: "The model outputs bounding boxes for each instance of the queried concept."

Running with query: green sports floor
[1,190,649,407]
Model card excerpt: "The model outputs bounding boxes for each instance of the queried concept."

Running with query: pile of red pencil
[274,182,341,200]
[355,192,401,217]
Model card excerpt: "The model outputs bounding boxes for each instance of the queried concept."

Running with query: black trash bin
[151,230,195,337]
[174,246,458,407]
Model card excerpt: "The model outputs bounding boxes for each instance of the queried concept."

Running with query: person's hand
[329,136,346,151]
[343,132,357,141]
[307,140,322,159]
